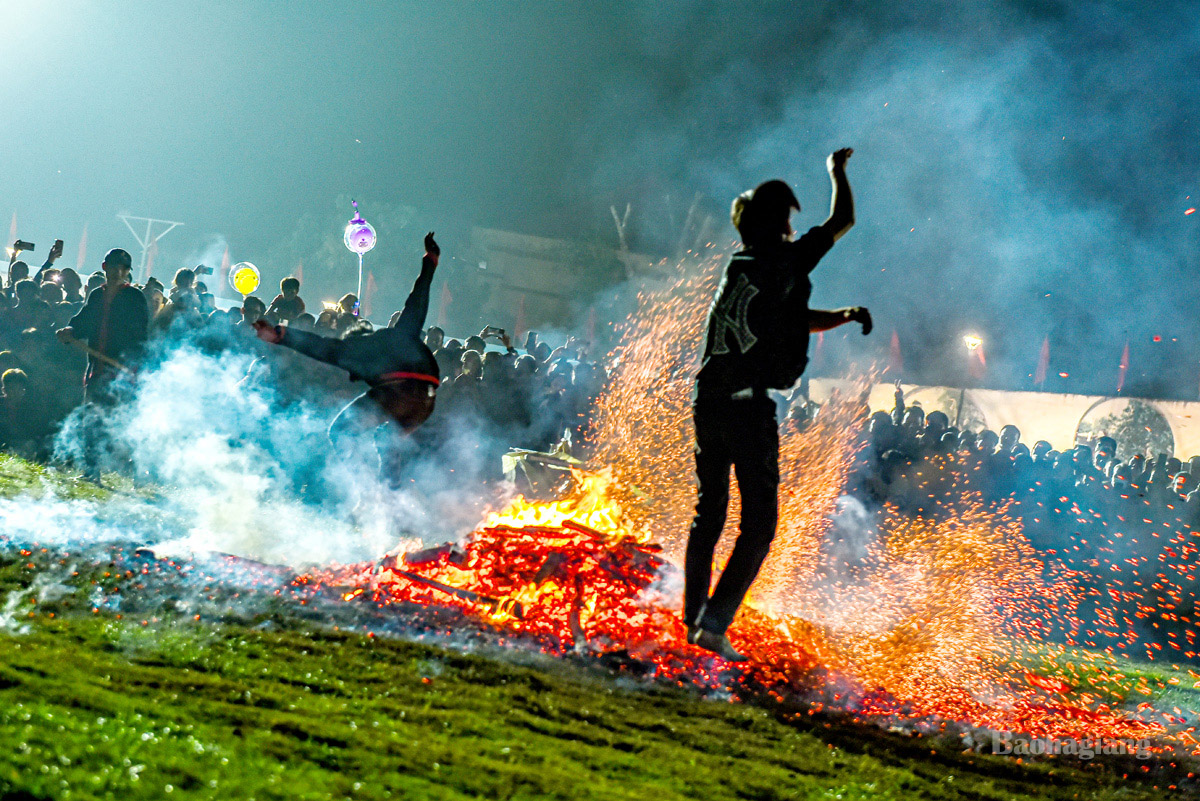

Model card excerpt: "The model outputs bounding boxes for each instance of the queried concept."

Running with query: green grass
[0,617,1185,801]
[1013,640,1200,716]
[0,455,1191,800]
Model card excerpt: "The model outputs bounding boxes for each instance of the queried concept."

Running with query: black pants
[685,393,779,635]
[328,381,437,488]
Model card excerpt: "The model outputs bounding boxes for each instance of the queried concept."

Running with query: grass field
[0,456,1192,800]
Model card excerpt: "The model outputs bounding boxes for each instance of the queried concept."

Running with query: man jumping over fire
[254,232,443,441]
[685,149,872,661]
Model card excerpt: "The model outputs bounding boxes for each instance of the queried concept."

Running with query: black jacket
[696,227,832,397]
[67,284,150,382]
[277,254,438,386]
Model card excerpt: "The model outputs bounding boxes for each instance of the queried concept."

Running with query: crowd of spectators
[423,325,605,451]
[857,384,1200,521]
[0,245,607,465]
[847,383,1200,658]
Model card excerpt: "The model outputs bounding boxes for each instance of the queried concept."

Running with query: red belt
[376,370,440,387]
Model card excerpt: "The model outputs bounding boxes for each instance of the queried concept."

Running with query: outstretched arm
[32,240,63,284]
[393,232,439,341]
[59,290,102,343]
[808,306,871,334]
[254,321,346,366]
[818,148,854,243]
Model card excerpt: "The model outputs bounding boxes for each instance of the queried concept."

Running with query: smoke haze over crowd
[2,1,1197,394]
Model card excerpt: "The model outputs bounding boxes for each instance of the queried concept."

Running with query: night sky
[2,1,1197,396]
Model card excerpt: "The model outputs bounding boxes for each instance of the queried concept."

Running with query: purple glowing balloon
[344,201,376,255]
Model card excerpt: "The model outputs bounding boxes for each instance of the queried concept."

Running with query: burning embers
[315,470,679,658]
[303,254,1189,755]
[303,468,1173,753]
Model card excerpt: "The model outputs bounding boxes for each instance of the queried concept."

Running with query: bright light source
[962,334,983,351]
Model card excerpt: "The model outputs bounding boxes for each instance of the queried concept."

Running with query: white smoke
[50,333,511,568]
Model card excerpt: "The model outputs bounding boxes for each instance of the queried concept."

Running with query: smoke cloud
[572,0,1200,396]
[51,328,511,567]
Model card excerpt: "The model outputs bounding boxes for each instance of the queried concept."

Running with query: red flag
[968,345,987,379]
[514,294,528,341]
[585,307,597,343]
[8,212,15,246]
[888,330,903,375]
[364,270,377,318]
[437,283,452,327]
[1034,336,1050,386]
[1117,341,1130,393]
[76,223,89,270]
[219,246,231,297]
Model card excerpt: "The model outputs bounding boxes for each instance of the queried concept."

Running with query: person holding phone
[254,232,443,439]
[31,239,64,284]
[481,326,518,355]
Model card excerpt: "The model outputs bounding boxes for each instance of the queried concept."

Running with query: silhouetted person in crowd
[169,268,198,310]
[684,149,869,661]
[332,294,359,333]
[998,425,1020,455]
[314,308,339,332]
[56,248,150,481]
[255,232,443,441]
[433,336,464,381]
[59,268,84,304]
[240,296,267,328]
[151,269,201,332]
[291,312,316,333]
[1087,436,1115,476]
[918,410,949,452]
[30,239,64,284]
[0,368,53,459]
[5,260,30,303]
[39,280,63,306]
[267,276,305,323]
[444,349,484,415]
[9,280,53,332]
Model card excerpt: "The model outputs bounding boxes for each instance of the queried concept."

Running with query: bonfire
[295,250,1195,755]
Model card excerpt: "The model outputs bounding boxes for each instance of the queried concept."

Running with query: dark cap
[103,248,133,269]
[749,179,799,211]
[731,179,800,244]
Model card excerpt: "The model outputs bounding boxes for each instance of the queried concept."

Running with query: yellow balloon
[230,262,260,295]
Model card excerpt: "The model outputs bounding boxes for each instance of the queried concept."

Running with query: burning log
[401,543,468,567]
[485,525,582,540]
[531,552,568,585]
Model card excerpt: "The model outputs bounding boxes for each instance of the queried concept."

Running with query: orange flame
[306,248,1189,754]
[484,468,650,545]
